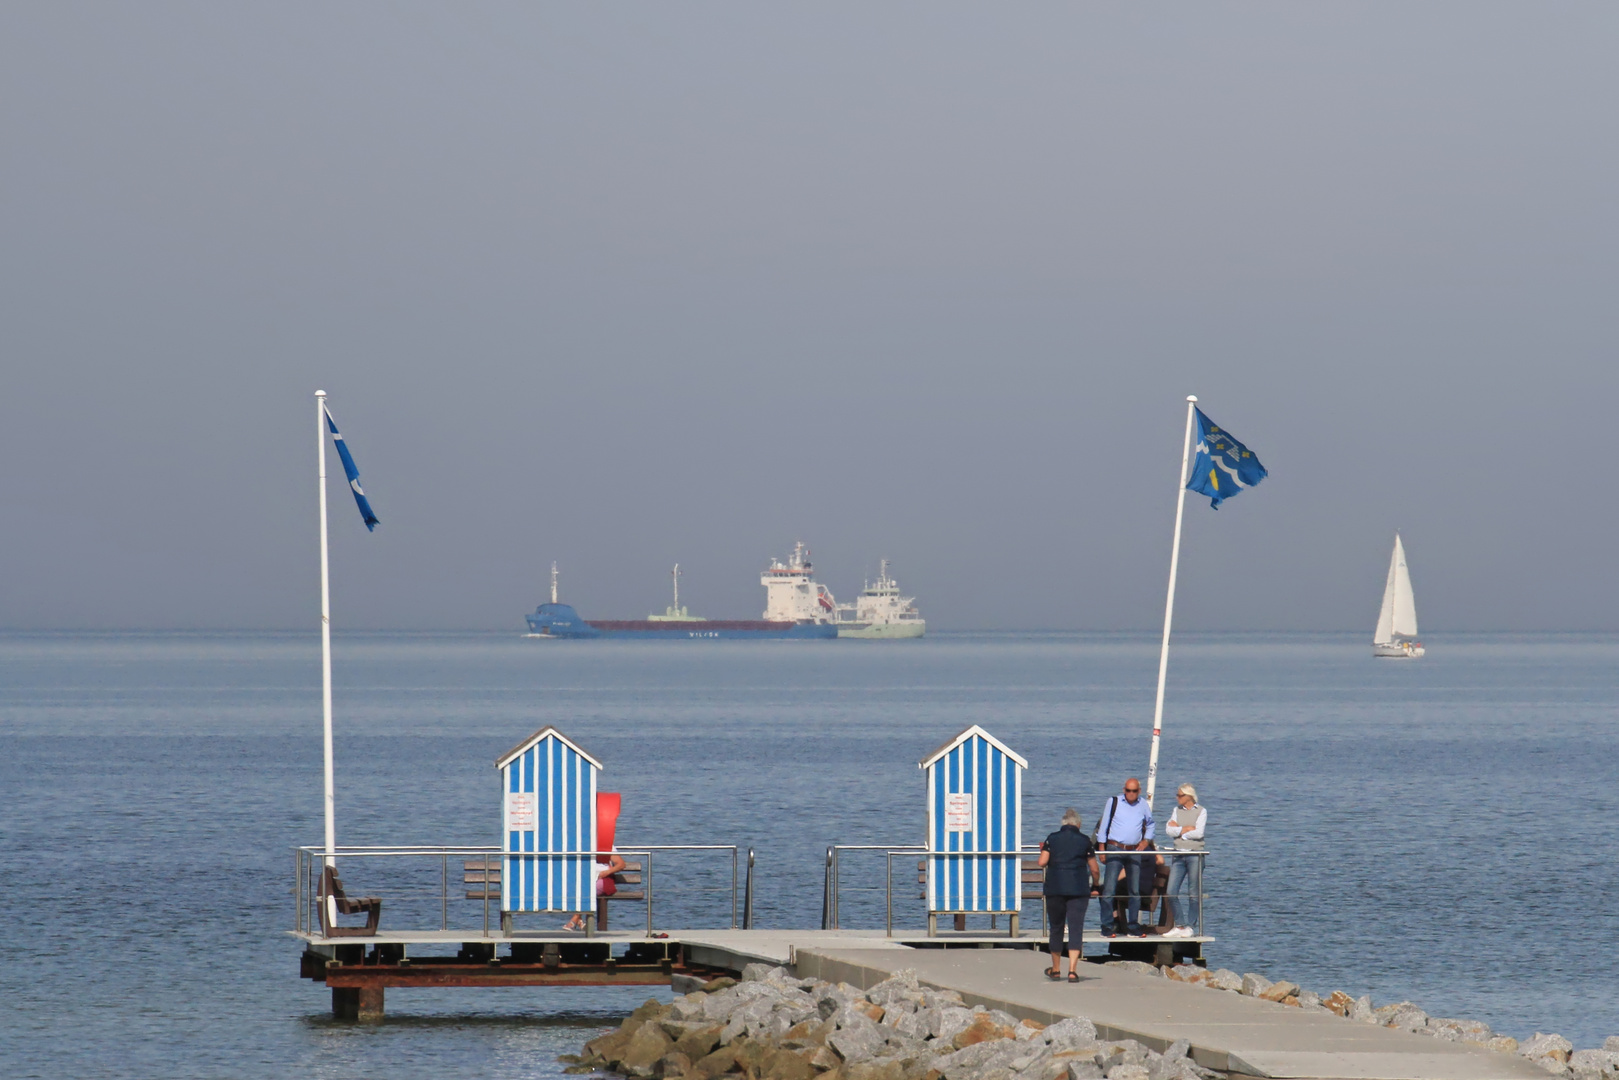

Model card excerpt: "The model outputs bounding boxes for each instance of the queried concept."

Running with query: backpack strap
[1097,795,1119,845]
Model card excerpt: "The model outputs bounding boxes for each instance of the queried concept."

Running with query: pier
[288,725,1547,1079]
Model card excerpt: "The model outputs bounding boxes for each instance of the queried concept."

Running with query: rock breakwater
[565,964,1220,1080]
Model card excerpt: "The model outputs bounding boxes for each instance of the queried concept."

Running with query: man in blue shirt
[1097,777,1155,938]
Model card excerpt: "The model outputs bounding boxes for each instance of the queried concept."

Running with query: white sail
[1375,534,1419,643]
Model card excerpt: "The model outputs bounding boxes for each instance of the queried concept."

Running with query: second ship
[526,543,840,639]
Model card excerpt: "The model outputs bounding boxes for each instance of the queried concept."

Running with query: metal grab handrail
[812,846,1210,938]
[295,844,741,938]
[823,844,924,929]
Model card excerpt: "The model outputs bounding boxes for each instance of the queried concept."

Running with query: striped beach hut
[496,726,602,929]
[919,725,1027,935]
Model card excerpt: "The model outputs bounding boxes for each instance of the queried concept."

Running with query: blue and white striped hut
[919,725,1027,936]
[495,726,602,931]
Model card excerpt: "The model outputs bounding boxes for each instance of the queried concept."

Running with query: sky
[2,3,1615,632]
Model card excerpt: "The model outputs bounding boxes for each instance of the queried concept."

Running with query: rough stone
[584,1029,634,1065]
[1066,1063,1105,1080]
[853,1001,887,1024]
[1349,996,1377,1024]
[1570,1050,1619,1080]
[1324,991,1355,1016]
[620,1024,677,1078]
[881,999,919,1024]
[672,1025,723,1061]
[866,971,923,1005]
[701,977,738,992]
[802,1045,842,1071]
[1295,990,1322,1010]
[953,1015,1017,1049]
[893,1011,933,1042]
[1428,1018,1494,1044]
[741,963,786,983]
[938,1039,1027,1080]
[1204,969,1243,993]
[922,989,966,1009]
[1487,1037,1521,1056]
[1522,1034,1575,1076]
[761,1048,819,1080]
[830,1023,888,1063]
[784,1019,836,1048]
[1106,1066,1150,1080]
[655,1051,693,1078]
[1044,1018,1099,1050]
[1375,1002,1429,1032]
[932,1006,977,1043]
[691,1046,740,1080]
[847,1061,907,1080]
[1521,1034,1574,1062]
[1259,981,1300,1003]
[1240,974,1273,998]
[1607,1040,1619,1054]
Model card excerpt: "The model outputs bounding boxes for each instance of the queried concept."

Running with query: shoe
[1128,927,1148,938]
[1173,926,1195,938]
[1045,967,1062,981]
[1100,926,1118,939]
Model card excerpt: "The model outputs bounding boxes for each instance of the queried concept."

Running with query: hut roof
[918,724,1028,770]
[495,725,604,771]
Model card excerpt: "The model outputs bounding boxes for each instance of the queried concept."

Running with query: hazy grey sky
[2,4,1615,631]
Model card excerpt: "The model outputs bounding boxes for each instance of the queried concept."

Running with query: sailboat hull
[1373,641,1425,658]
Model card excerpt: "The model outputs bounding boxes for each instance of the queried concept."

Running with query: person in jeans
[1039,808,1100,981]
[1163,783,1206,938]
[1097,778,1154,937]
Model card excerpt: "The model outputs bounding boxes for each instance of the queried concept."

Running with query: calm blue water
[1,631,1614,1078]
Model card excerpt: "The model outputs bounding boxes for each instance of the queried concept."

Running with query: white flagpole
[316,390,336,867]
[1145,394,1198,808]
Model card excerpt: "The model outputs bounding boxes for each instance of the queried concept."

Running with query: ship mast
[550,561,558,604]
[672,563,681,612]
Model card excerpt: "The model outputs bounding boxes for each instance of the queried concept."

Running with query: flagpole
[316,390,336,868]
[1146,395,1198,808]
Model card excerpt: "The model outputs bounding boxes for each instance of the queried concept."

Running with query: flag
[323,405,379,530]
[1186,407,1267,508]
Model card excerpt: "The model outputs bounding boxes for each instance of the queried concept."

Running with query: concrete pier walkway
[794,948,1547,1080]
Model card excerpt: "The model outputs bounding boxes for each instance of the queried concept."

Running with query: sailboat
[1373,534,1425,658]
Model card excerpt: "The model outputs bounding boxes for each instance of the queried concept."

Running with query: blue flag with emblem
[1186,407,1267,508]
[323,405,379,531]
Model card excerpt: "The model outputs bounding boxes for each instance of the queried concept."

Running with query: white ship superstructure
[761,542,837,624]
[837,559,925,639]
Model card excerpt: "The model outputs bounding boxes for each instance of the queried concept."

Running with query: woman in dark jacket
[1039,808,1100,981]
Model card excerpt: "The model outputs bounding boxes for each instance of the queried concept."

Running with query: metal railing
[820,844,1207,938]
[295,843,746,939]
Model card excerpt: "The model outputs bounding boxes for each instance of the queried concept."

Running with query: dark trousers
[1099,852,1145,932]
[1046,893,1089,956]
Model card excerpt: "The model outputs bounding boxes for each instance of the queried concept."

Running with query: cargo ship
[524,544,839,639]
[835,559,926,639]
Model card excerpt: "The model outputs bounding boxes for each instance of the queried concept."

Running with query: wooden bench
[318,865,381,937]
[463,859,646,931]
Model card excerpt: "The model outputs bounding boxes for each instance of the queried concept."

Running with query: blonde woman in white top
[1163,783,1206,938]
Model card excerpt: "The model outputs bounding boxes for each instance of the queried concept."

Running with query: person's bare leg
[1066,949,1081,976]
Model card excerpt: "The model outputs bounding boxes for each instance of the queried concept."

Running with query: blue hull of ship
[524,603,836,640]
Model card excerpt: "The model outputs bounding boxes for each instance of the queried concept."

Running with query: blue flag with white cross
[1186,407,1267,508]
[323,405,379,530]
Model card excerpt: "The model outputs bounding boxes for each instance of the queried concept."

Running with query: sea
[1,630,1615,1079]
